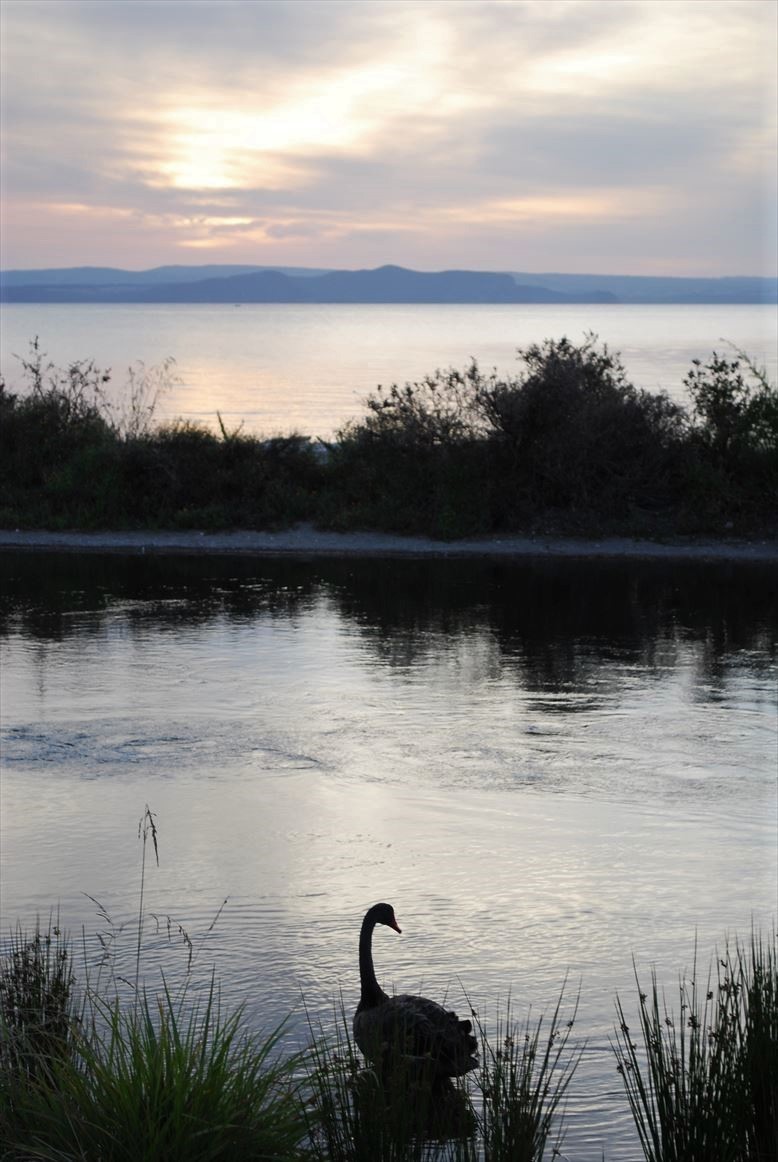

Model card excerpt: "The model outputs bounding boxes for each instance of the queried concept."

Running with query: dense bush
[332,336,691,535]
[476,337,687,526]
[680,350,778,527]
[1,335,776,537]
[686,350,778,458]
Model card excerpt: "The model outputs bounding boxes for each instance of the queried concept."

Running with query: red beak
[390,916,402,934]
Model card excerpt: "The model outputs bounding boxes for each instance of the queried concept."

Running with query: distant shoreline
[1,527,776,562]
[2,263,775,305]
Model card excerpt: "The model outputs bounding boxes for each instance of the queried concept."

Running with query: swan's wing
[356,994,478,1077]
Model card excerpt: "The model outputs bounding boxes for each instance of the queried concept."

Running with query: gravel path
[1,525,777,561]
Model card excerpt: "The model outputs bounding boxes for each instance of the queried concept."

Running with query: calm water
[1,551,776,1159]
[1,302,776,438]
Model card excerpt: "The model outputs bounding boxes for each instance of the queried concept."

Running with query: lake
[1,550,775,1160]
[1,302,776,438]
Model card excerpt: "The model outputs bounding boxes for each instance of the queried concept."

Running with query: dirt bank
[1,526,777,562]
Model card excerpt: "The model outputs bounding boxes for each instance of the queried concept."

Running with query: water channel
[1,549,776,1158]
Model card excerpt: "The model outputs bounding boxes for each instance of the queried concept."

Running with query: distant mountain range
[1,263,775,304]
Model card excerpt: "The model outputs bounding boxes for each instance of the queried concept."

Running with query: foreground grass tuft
[2,919,776,1161]
[4,980,306,1162]
[0,813,306,1161]
[613,935,778,1161]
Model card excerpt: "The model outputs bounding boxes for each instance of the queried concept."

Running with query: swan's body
[353,902,478,1079]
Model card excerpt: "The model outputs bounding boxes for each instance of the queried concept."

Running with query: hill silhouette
[1,263,774,304]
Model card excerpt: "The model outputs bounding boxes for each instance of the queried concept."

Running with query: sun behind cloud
[0,0,774,272]
[143,23,471,196]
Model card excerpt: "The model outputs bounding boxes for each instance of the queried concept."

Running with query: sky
[1,0,776,276]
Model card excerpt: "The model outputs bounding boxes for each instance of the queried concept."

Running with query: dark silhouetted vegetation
[1,807,775,1160]
[614,936,778,1161]
[2,917,774,1161]
[1,335,776,537]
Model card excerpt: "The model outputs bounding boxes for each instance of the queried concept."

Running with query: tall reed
[471,987,582,1162]
[739,933,778,1161]
[613,936,777,1161]
[0,917,78,1126]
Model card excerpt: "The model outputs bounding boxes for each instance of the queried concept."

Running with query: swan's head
[368,902,402,934]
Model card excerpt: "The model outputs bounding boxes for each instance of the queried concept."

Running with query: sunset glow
[0,0,775,274]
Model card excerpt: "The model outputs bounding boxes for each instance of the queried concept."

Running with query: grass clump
[3,979,306,1162]
[0,808,307,1161]
[613,935,778,1161]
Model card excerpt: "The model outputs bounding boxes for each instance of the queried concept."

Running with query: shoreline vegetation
[2,808,776,1161]
[1,335,776,545]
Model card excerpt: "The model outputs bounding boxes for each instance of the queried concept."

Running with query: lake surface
[1,550,775,1160]
[1,302,776,438]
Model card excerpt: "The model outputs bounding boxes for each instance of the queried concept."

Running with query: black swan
[353,902,478,1079]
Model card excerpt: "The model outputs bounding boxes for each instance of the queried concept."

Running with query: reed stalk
[613,935,777,1161]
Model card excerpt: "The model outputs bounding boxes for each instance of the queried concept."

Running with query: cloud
[0,0,775,273]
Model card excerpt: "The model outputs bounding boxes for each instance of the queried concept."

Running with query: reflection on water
[2,550,775,673]
[1,551,775,1160]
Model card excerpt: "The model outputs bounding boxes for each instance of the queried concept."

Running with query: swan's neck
[358,916,387,1008]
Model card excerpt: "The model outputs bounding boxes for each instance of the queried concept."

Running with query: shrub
[352,362,490,449]
[475,336,686,518]
[681,351,778,528]
[685,350,778,459]
[331,335,688,534]
[0,339,115,495]
[0,341,178,527]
